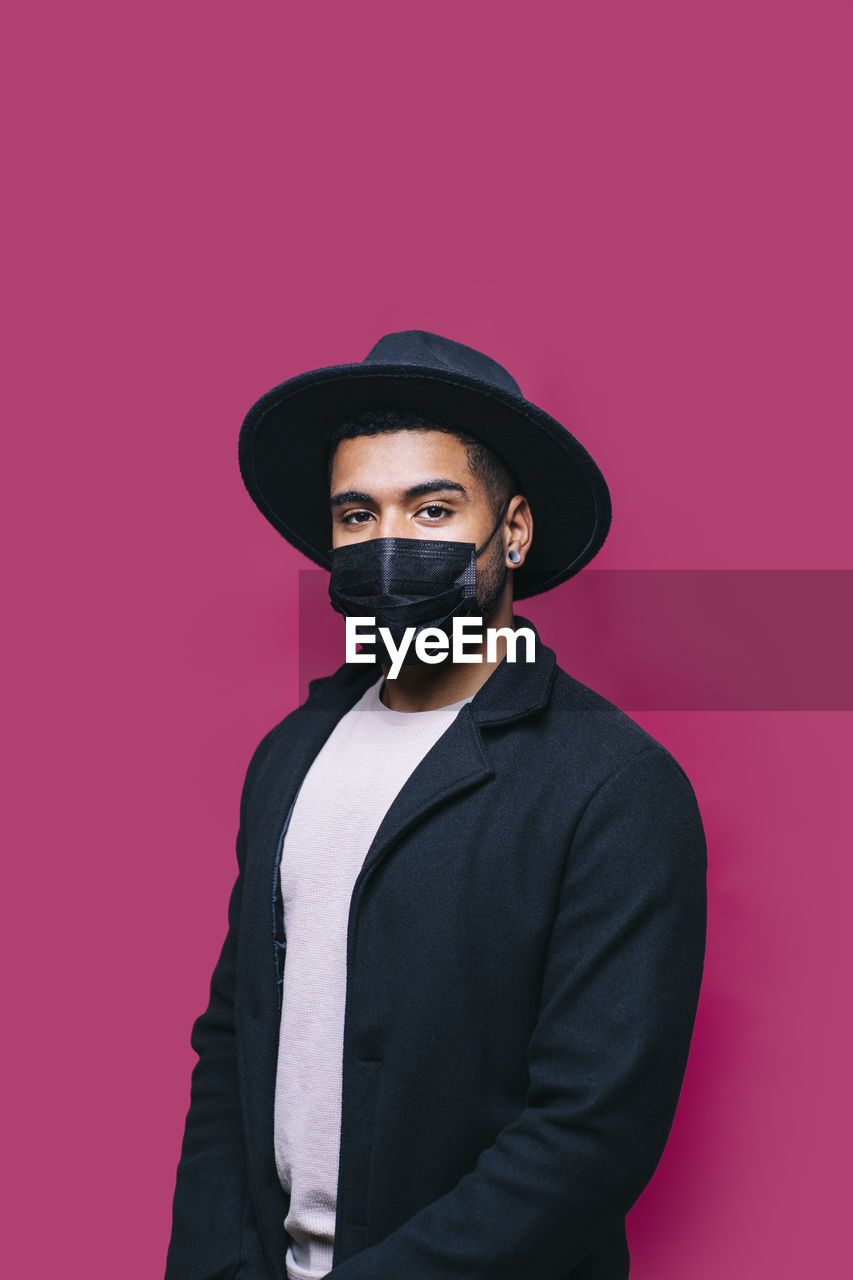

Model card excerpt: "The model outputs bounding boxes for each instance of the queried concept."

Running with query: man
[165,330,707,1280]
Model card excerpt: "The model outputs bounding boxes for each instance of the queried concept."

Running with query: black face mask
[328,497,511,665]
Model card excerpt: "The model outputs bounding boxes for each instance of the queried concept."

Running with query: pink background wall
[4,3,851,1276]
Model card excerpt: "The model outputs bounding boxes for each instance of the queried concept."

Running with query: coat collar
[467,613,557,726]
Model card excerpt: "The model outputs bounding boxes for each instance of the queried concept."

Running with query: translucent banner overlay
[298,569,853,710]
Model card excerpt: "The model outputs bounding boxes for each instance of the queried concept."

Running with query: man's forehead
[332,427,467,462]
[330,429,473,487]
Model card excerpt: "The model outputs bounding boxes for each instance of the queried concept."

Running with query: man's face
[330,429,509,617]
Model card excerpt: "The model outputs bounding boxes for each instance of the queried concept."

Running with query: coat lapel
[330,614,557,885]
[358,699,495,881]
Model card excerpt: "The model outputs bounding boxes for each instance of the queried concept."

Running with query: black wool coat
[165,617,707,1280]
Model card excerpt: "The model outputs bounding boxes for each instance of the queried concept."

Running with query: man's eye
[419,504,451,520]
[342,510,374,524]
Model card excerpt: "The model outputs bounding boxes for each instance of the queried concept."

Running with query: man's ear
[505,495,533,567]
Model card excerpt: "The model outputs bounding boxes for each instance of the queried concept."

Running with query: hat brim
[238,362,611,600]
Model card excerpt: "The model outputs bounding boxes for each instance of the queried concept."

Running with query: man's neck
[378,606,516,713]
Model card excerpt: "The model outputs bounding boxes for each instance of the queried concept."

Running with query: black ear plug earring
[508,548,521,564]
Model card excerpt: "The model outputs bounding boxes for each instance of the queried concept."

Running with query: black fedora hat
[238,330,611,600]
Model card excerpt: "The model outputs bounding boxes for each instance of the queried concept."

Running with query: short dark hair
[325,408,521,518]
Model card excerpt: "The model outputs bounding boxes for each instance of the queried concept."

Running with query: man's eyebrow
[330,480,468,508]
[330,489,374,508]
[403,479,468,501]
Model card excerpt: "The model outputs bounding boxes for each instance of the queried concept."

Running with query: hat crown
[363,330,522,397]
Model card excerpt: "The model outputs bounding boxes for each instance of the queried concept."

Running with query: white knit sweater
[273,675,474,1280]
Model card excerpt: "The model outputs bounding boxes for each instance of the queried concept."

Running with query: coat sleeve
[164,729,277,1280]
[328,744,708,1280]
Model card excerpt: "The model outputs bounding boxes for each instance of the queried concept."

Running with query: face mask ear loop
[474,495,512,559]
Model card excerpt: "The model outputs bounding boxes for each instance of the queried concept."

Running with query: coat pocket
[336,1056,384,1253]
